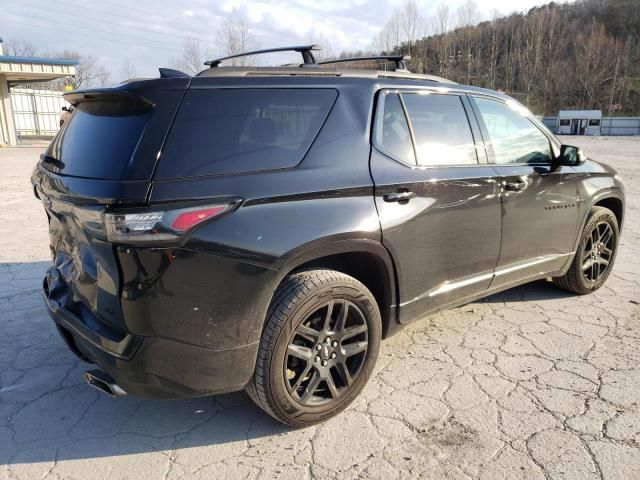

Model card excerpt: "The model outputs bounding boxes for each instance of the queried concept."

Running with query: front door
[371,90,502,323]
[469,95,580,289]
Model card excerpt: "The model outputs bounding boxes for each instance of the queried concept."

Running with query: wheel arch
[572,190,625,253]
[593,196,624,229]
[275,239,399,339]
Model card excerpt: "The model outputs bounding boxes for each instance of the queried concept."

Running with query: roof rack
[319,55,411,72]
[205,45,321,67]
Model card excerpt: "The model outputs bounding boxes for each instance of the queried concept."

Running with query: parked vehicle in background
[32,46,625,427]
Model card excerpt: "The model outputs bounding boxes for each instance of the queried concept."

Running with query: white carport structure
[0,40,77,146]
[556,110,602,136]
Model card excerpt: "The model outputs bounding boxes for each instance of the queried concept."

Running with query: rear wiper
[41,154,65,169]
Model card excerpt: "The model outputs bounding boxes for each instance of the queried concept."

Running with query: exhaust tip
[84,369,127,397]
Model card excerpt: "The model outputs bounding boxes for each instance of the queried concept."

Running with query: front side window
[402,93,478,166]
[474,97,552,165]
[589,119,601,126]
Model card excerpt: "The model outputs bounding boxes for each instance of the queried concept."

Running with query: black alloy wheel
[582,220,615,284]
[553,206,619,294]
[285,299,368,406]
[247,269,381,427]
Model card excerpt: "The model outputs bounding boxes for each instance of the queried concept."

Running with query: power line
[4,14,183,54]
[72,0,220,38]
[4,7,185,52]
[21,0,218,46]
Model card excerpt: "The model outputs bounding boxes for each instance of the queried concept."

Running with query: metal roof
[0,55,79,66]
[558,110,602,118]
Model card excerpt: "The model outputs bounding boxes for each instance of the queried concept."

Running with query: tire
[553,206,619,295]
[246,269,381,427]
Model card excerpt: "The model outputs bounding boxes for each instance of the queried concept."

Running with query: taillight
[171,206,228,231]
[104,202,237,245]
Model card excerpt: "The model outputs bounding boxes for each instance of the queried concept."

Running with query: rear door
[370,90,502,324]
[468,95,579,289]
[34,85,185,334]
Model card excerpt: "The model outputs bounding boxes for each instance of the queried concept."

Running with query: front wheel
[247,269,381,427]
[553,206,619,294]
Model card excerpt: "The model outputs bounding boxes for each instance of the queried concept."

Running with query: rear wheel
[553,206,619,294]
[247,269,381,427]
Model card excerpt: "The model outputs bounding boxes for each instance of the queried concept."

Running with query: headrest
[248,117,277,144]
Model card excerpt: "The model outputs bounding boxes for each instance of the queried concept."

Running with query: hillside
[394,0,640,116]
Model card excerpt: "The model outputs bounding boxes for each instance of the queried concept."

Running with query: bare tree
[486,9,503,89]
[172,39,210,75]
[433,3,451,36]
[217,18,255,66]
[574,21,618,109]
[457,0,479,83]
[3,38,38,56]
[95,66,112,87]
[399,1,423,56]
[431,3,452,77]
[312,32,335,63]
[373,10,404,56]
[121,57,137,82]
[43,51,111,90]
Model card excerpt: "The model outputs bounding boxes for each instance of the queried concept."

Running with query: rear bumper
[45,289,259,399]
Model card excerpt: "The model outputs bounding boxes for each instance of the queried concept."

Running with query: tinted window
[559,119,570,126]
[589,119,600,126]
[45,99,151,179]
[474,97,552,165]
[378,93,415,164]
[402,93,477,166]
[157,89,337,178]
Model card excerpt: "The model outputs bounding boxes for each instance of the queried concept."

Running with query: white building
[556,110,602,136]
[0,38,77,146]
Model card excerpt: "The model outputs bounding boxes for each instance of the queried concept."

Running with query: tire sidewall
[268,281,381,425]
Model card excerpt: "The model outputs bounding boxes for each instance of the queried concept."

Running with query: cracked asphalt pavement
[1,136,639,479]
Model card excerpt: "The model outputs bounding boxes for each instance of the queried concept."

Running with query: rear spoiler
[63,90,155,108]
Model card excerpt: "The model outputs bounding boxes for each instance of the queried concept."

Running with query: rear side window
[401,93,478,166]
[377,93,415,164]
[45,99,151,179]
[157,89,337,178]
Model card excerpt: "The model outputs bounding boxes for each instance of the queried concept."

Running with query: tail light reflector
[104,202,237,245]
[171,206,228,231]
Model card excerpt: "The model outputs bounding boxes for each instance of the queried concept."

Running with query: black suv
[33,46,624,427]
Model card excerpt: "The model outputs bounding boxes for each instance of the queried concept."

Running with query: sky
[2,0,572,82]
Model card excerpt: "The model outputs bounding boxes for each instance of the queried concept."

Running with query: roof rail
[319,55,411,72]
[205,45,321,67]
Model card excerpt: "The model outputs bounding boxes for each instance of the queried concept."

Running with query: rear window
[402,93,478,166]
[44,99,151,179]
[156,89,337,179]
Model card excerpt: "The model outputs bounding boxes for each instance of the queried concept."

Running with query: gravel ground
[1,136,639,480]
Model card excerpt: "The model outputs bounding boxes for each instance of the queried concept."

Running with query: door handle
[383,191,416,203]
[503,181,526,192]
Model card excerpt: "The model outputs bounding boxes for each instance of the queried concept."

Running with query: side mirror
[559,144,586,166]
[61,106,70,112]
